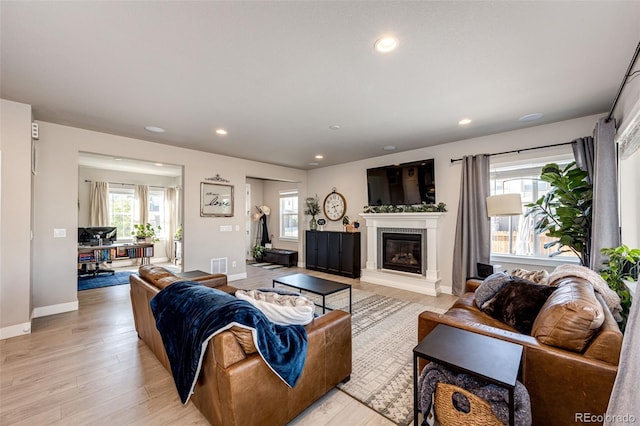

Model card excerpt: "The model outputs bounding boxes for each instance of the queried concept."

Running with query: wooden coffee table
[413,324,523,426]
[272,273,352,314]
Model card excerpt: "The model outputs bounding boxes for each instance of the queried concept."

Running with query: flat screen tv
[367,159,435,206]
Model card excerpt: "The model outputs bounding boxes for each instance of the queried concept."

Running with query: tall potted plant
[304,194,321,230]
[525,162,592,266]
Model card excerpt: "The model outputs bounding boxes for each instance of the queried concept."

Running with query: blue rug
[78,271,135,291]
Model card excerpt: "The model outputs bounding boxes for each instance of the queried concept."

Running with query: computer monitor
[78,226,117,245]
[78,227,94,244]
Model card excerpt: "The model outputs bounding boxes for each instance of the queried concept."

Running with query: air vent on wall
[211,257,228,274]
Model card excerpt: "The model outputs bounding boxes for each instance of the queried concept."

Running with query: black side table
[413,324,523,426]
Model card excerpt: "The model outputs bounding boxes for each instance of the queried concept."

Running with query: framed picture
[201,182,234,217]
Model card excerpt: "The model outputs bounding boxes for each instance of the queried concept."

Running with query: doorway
[77,152,184,277]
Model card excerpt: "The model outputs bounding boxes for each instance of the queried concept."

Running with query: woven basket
[434,383,503,426]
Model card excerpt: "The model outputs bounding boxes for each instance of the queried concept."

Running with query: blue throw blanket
[150,281,308,404]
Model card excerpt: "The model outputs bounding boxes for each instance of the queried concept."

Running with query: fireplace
[382,233,422,274]
[359,212,444,296]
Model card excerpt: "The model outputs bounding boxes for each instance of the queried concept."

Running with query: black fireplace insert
[382,232,422,274]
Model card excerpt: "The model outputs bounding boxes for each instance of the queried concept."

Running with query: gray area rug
[302,288,447,425]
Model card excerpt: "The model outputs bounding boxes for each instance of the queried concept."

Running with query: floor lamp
[486,193,523,255]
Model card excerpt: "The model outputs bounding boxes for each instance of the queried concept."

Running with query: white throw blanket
[548,264,622,321]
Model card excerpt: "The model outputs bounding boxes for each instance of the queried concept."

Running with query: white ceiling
[2,1,639,170]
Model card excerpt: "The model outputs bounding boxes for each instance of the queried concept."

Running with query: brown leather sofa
[418,278,623,426]
[130,265,352,425]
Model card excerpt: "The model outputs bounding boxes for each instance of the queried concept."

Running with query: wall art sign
[201,182,234,217]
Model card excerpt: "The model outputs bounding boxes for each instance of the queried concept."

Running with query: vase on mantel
[310,217,318,231]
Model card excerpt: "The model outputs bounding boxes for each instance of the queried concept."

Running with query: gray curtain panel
[452,154,491,295]
[572,136,594,183]
[572,118,620,270]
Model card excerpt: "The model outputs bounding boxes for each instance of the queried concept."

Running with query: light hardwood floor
[0,264,457,426]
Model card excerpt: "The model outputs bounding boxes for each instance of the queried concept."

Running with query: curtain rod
[84,179,168,190]
[606,40,640,123]
[450,141,574,163]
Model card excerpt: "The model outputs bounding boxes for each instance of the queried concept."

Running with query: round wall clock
[323,188,347,221]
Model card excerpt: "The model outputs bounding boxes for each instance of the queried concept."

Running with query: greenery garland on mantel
[362,202,447,214]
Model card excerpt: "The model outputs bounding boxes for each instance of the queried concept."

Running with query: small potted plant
[132,223,161,243]
[174,225,183,241]
[343,215,354,232]
[252,244,265,261]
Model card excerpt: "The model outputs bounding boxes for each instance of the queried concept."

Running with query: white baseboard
[228,272,247,282]
[0,321,32,340]
[32,300,79,318]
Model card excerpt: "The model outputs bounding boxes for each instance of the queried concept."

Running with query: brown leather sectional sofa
[130,265,352,426]
[418,278,623,426]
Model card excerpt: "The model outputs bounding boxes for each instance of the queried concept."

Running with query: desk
[413,324,523,426]
[78,242,154,277]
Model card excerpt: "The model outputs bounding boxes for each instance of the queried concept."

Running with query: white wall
[31,121,306,316]
[307,114,604,293]
[0,99,33,338]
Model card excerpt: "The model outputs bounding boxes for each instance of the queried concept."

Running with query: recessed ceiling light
[308,162,319,166]
[458,118,472,125]
[113,157,123,161]
[383,145,396,151]
[329,124,341,130]
[519,113,544,122]
[145,126,165,133]
[315,155,324,159]
[154,163,163,167]
[374,36,399,53]
[215,128,228,135]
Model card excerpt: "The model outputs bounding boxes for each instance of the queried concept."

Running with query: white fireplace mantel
[359,212,444,296]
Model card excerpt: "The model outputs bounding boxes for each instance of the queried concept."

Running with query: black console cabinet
[306,230,361,278]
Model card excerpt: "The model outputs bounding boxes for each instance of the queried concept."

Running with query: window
[490,157,577,260]
[109,188,135,240]
[108,186,166,240]
[279,190,298,240]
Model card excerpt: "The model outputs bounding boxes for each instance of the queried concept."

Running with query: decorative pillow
[511,268,550,285]
[474,272,511,308]
[531,281,604,352]
[235,289,314,326]
[482,278,557,335]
